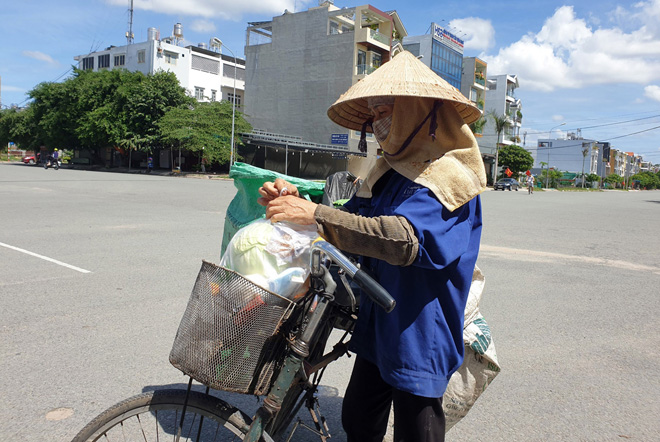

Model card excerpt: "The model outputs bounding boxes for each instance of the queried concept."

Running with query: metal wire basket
[170,260,297,396]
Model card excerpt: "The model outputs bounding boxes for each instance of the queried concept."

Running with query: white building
[73,24,245,106]
[479,74,522,181]
[534,135,602,177]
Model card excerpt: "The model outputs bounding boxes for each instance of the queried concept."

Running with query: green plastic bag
[221,162,325,256]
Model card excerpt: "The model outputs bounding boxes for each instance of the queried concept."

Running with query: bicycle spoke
[137,414,148,442]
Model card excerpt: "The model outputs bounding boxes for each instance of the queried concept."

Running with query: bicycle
[72,240,395,442]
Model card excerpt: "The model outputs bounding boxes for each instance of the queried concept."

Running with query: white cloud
[190,19,216,33]
[448,17,495,52]
[105,0,310,20]
[645,85,660,101]
[22,51,59,66]
[1,85,25,92]
[482,2,660,91]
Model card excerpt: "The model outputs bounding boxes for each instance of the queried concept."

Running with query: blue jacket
[344,171,482,398]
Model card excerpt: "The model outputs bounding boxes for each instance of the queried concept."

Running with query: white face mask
[372,114,392,143]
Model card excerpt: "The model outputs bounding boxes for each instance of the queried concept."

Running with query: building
[460,57,489,171]
[73,23,245,106]
[460,57,487,114]
[402,23,465,90]
[533,134,603,177]
[244,1,407,178]
[480,74,522,181]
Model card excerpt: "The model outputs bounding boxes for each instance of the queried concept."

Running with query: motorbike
[43,156,60,170]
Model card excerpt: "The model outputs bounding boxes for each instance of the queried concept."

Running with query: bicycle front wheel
[72,389,255,441]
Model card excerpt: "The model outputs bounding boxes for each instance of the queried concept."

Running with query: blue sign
[331,133,348,145]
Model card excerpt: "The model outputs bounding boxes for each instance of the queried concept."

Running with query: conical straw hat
[327,51,481,130]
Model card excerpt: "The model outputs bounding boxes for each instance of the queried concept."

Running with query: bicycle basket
[169,260,296,396]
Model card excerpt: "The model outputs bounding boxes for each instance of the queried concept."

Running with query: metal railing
[369,29,390,45]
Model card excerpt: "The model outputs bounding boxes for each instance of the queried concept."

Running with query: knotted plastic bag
[220,219,318,300]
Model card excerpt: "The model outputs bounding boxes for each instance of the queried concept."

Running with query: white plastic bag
[220,219,318,300]
[443,266,501,431]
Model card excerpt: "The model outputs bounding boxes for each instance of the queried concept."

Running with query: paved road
[1,163,658,441]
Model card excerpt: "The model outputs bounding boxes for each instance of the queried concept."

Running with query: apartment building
[402,23,464,89]
[479,74,522,179]
[460,57,487,115]
[73,23,245,106]
[244,1,406,178]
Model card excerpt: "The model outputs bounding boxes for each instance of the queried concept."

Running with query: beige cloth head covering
[327,51,486,211]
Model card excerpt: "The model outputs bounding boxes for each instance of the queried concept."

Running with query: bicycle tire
[72,389,260,442]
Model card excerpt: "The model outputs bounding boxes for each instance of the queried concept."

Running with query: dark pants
[342,356,446,442]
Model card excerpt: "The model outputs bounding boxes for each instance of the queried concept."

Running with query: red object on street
[505,168,513,177]
[525,170,531,176]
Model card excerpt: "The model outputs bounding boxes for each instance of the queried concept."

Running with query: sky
[2,0,660,163]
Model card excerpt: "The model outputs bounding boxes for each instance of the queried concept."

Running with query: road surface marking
[0,242,92,274]
[481,244,660,275]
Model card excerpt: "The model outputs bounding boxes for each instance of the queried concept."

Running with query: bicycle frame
[244,240,394,441]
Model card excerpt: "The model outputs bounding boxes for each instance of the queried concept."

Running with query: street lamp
[545,122,566,189]
[219,42,238,167]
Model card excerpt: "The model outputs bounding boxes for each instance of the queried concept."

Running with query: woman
[258,51,486,441]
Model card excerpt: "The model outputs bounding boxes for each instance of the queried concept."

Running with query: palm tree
[580,145,590,188]
[469,116,487,136]
[489,111,509,182]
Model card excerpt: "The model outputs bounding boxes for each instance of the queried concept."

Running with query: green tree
[585,173,600,185]
[497,144,534,175]
[120,70,194,150]
[539,168,564,188]
[25,68,192,161]
[0,107,39,151]
[469,116,486,136]
[630,171,660,189]
[604,173,622,188]
[158,101,251,167]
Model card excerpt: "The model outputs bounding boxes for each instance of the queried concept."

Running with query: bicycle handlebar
[310,240,396,313]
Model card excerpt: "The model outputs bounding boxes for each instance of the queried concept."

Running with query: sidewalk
[63,163,231,180]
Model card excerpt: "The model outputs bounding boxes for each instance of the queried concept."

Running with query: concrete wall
[533,138,600,174]
[245,8,355,147]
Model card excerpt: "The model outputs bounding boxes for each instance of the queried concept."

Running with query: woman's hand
[257,178,300,206]
[266,195,318,225]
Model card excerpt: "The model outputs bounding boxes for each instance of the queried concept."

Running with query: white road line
[480,244,660,275]
[0,242,92,274]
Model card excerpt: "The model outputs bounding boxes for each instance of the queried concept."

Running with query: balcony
[370,28,390,45]
[356,26,390,51]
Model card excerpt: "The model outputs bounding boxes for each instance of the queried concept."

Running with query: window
[227,92,241,107]
[164,51,178,65]
[357,50,367,74]
[137,50,145,64]
[192,54,219,74]
[114,54,125,67]
[372,52,382,69]
[82,57,94,70]
[98,54,110,69]
[222,64,245,81]
[211,90,217,102]
[195,87,205,100]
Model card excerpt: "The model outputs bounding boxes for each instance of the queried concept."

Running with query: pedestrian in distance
[527,173,535,194]
[257,51,486,441]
